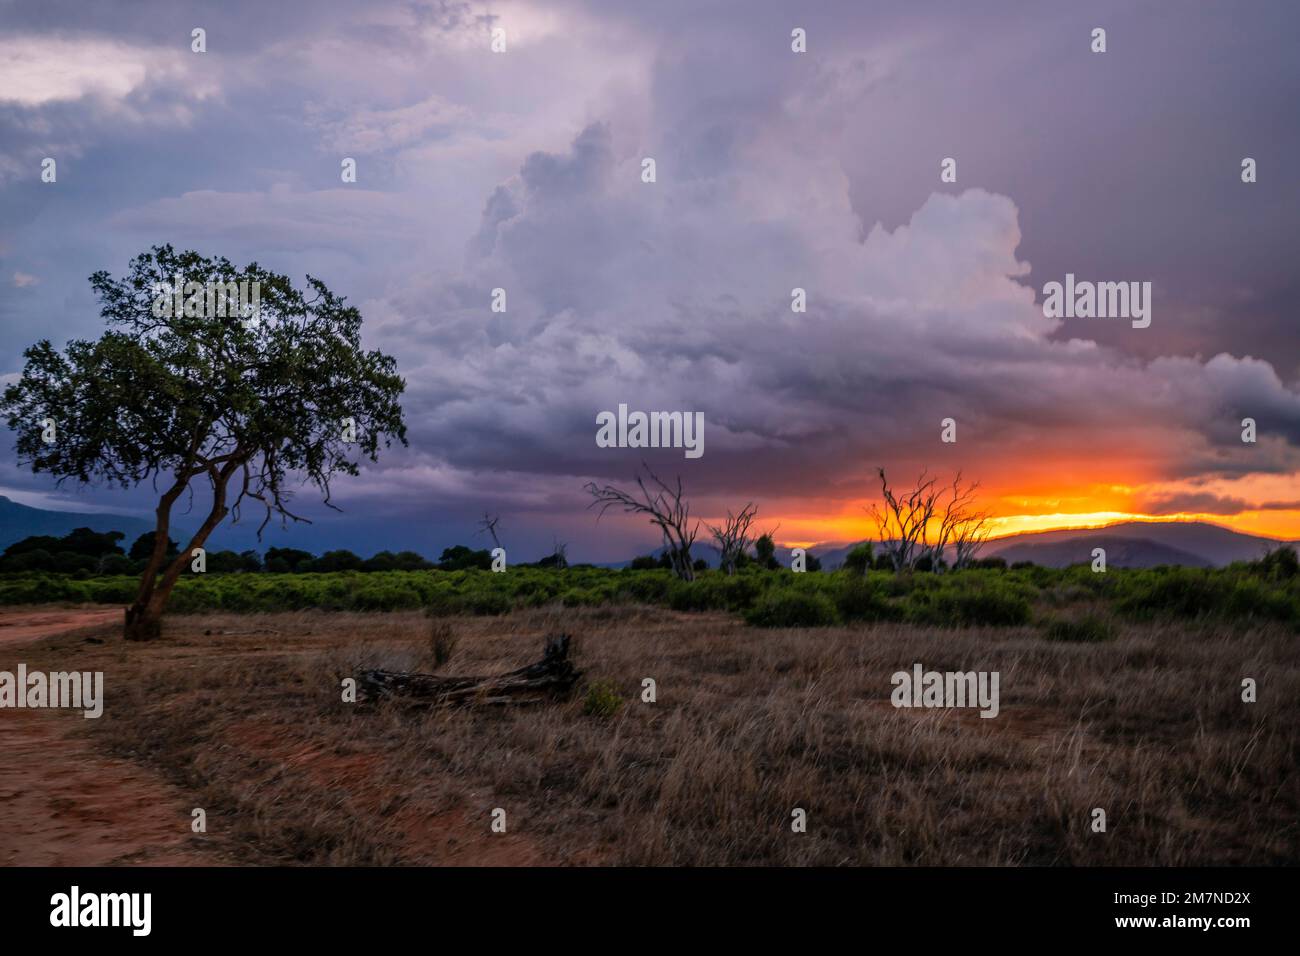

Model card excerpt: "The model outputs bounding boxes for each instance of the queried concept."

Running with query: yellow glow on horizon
[989,511,1300,541]
[987,511,1174,538]
[706,471,1300,547]
[768,510,1300,549]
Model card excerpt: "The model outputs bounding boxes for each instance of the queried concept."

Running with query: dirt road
[0,606,220,866]
[0,607,123,648]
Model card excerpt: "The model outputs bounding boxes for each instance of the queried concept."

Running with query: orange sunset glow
[761,473,1300,549]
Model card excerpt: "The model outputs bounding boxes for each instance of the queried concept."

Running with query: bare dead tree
[550,536,569,570]
[871,468,992,572]
[950,506,994,570]
[869,468,941,571]
[706,502,759,575]
[585,465,699,581]
[476,512,503,551]
[926,472,975,570]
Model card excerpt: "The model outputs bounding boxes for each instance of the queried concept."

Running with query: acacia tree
[1,246,407,640]
[585,465,698,581]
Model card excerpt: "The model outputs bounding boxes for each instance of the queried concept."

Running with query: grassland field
[1,561,1296,865]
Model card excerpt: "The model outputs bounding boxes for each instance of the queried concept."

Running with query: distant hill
[809,521,1292,570]
[809,540,870,570]
[988,534,1210,569]
[985,521,1286,568]
[0,495,161,552]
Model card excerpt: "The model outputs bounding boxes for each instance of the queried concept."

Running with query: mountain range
[810,521,1292,570]
[0,495,163,552]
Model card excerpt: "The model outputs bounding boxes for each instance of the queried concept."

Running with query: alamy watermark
[151,276,262,324]
[0,664,103,718]
[50,886,150,936]
[891,663,999,718]
[1041,273,1150,329]
[595,403,704,459]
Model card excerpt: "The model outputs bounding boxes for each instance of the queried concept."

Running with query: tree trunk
[124,478,187,642]
[123,603,162,642]
[123,458,241,641]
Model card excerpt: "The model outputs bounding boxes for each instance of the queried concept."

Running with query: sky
[1,0,1299,562]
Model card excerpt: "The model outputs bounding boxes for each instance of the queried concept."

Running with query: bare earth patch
[0,708,218,865]
[0,604,222,865]
[0,606,123,647]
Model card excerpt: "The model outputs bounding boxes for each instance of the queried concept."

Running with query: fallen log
[354,633,580,707]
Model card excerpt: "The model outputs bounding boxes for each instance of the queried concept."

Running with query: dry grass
[11,605,1298,866]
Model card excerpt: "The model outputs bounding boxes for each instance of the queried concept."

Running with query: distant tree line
[2,524,837,577]
[0,528,585,576]
[5,524,1297,585]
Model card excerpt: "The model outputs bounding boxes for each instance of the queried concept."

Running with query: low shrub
[744,589,840,628]
[1114,569,1297,624]
[1042,615,1116,643]
[834,578,900,622]
[582,679,624,718]
[906,584,1032,627]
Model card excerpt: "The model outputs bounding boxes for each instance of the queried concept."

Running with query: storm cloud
[2,0,1299,559]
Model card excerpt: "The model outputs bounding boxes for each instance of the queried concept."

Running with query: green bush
[615,571,673,605]
[2,561,1291,631]
[1252,546,1299,581]
[718,574,765,611]
[834,578,899,622]
[582,679,624,718]
[906,584,1032,627]
[666,575,743,612]
[1117,569,1220,620]
[1113,568,1297,623]
[352,583,423,611]
[744,589,840,628]
[86,577,138,604]
[460,590,513,616]
[561,588,600,608]
[1043,615,1116,643]
[842,542,874,574]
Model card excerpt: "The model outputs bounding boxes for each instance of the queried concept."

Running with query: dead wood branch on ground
[354,634,580,707]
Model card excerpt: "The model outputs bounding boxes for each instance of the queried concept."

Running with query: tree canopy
[1,245,408,638]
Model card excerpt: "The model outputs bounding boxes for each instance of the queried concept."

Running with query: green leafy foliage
[0,246,408,637]
[744,589,840,627]
[437,545,492,571]
[129,531,178,561]
[0,559,1296,632]
[904,579,1033,627]
[582,679,624,718]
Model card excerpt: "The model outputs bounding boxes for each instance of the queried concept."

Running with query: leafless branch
[706,502,759,575]
[585,463,699,581]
